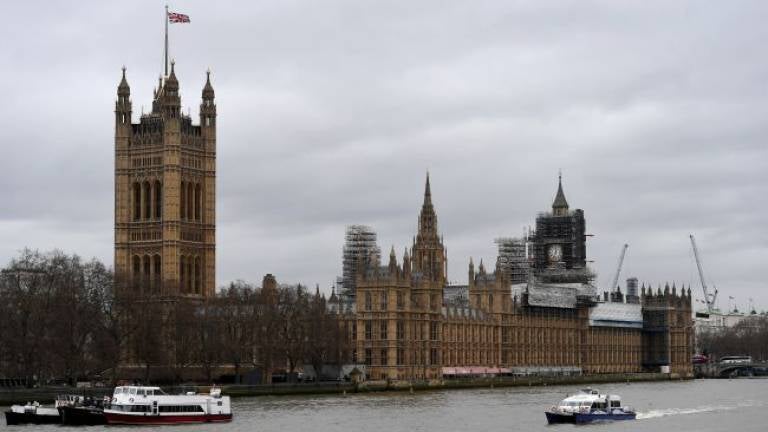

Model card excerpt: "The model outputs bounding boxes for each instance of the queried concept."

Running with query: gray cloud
[1,0,766,311]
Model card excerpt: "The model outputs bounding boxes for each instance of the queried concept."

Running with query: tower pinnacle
[552,172,569,216]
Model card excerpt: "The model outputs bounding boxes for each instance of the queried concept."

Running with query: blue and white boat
[545,388,636,424]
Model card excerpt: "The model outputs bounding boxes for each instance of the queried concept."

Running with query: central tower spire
[418,172,438,238]
[412,172,446,282]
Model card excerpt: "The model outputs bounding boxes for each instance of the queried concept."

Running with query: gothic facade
[333,175,694,380]
[114,63,217,299]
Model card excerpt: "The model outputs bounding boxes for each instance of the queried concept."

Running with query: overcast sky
[1,1,766,311]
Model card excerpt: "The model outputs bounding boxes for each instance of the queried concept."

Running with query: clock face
[548,244,562,262]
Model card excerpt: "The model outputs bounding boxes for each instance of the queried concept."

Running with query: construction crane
[690,234,718,313]
[609,244,629,293]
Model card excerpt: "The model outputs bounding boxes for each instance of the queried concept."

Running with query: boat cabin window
[129,388,137,395]
[610,401,620,408]
[591,402,607,410]
[158,405,205,413]
[137,389,146,396]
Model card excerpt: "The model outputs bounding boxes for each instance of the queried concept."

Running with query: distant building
[331,175,694,380]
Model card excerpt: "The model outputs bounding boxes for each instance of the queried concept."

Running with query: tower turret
[158,61,180,119]
[403,248,411,277]
[115,67,132,132]
[389,246,398,275]
[468,257,475,286]
[200,69,216,137]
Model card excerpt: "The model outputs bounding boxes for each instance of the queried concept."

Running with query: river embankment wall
[0,372,691,405]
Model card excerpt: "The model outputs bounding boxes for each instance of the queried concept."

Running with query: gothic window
[397,349,404,366]
[380,321,387,340]
[154,180,162,219]
[364,292,372,311]
[194,257,201,294]
[396,321,404,340]
[380,292,387,310]
[489,294,494,308]
[186,257,193,293]
[132,255,140,282]
[380,349,388,366]
[430,322,438,341]
[364,321,372,340]
[364,348,372,366]
[180,181,186,219]
[153,255,161,291]
[397,292,404,310]
[194,183,201,220]
[187,182,194,222]
[179,256,185,293]
[143,181,151,219]
[142,255,150,287]
[133,183,141,220]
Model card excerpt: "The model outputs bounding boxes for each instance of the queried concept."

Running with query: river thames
[2,379,766,431]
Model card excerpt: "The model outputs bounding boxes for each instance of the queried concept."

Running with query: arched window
[142,255,151,292]
[186,257,193,293]
[180,181,186,219]
[143,181,151,219]
[133,183,141,220]
[153,255,161,291]
[194,183,201,221]
[187,182,194,222]
[179,256,186,293]
[132,255,141,281]
[154,180,162,220]
[194,257,201,294]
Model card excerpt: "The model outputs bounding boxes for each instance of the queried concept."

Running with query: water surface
[3,379,766,431]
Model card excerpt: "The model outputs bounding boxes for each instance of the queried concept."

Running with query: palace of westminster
[114,63,694,381]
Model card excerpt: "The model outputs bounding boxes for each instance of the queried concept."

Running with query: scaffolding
[495,237,529,284]
[341,225,381,297]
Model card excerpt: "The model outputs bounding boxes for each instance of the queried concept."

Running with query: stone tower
[411,173,447,283]
[532,174,587,282]
[114,63,216,299]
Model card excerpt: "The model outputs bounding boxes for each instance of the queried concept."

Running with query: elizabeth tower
[114,62,216,299]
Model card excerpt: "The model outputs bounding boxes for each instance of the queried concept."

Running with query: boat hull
[104,412,233,425]
[545,411,636,424]
[4,411,61,425]
[545,411,576,423]
[58,406,107,425]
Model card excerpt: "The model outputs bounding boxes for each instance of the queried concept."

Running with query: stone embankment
[0,372,688,405]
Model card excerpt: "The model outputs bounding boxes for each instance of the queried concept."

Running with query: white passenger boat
[103,385,232,425]
[545,388,636,424]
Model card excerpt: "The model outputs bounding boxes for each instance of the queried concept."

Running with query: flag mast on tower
[164,5,191,76]
[164,4,169,76]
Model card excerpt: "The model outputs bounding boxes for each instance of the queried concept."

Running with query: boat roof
[115,385,162,390]
[562,389,620,403]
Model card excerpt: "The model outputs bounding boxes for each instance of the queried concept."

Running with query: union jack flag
[168,12,190,23]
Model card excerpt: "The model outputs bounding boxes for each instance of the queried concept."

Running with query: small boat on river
[57,394,108,425]
[103,385,232,425]
[4,401,61,425]
[545,388,636,424]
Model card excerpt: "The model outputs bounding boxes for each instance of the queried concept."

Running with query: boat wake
[638,405,733,420]
[637,399,765,420]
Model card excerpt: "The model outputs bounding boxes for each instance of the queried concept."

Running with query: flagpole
[164,4,169,76]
